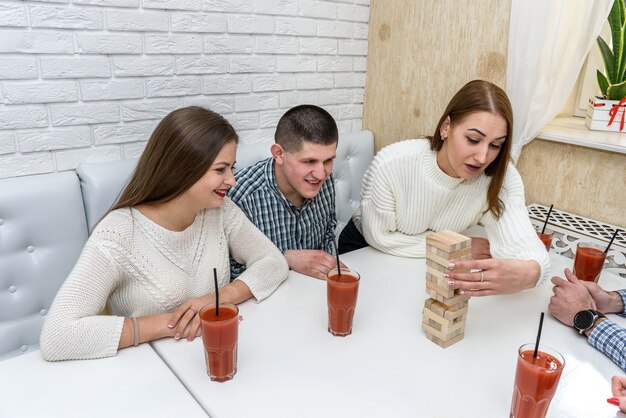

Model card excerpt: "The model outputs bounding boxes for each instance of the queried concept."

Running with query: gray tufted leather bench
[0,173,89,359]
[0,130,374,359]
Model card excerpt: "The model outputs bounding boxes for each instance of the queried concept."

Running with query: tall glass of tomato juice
[573,242,606,283]
[535,228,553,252]
[199,303,240,382]
[510,343,565,418]
[326,268,360,336]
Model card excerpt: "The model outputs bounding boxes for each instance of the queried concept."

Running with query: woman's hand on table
[470,237,491,260]
[166,281,254,341]
[446,258,540,296]
[610,375,626,413]
[168,296,211,341]
[547,269,596,326]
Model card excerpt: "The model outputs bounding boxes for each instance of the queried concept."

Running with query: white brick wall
[0,0,369,178]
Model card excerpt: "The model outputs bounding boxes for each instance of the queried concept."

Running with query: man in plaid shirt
[229,105,340,280]
[549,268,626,371]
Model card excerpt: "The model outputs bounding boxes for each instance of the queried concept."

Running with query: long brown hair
[106,106,238,215]
[429,80,513,219]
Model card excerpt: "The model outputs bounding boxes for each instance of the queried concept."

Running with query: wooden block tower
[422,230,471,348]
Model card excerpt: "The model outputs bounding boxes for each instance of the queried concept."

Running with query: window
[563,22,610,117]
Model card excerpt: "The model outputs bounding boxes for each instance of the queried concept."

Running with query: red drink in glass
[536,230,553,252]
[327,268,360,336]
[510,343,564,418]
[573,243,606,283]
[199,303,239,382]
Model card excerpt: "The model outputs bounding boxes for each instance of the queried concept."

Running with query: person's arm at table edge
[478,167,548,288]
[614,289,626,316]
[584,318,626,372]
[583,290,626,372]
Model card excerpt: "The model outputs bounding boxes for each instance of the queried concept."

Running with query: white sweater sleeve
[479,166,550,287]
[359,164,428,258]
[40,243,125,361]
[224,200,288,302]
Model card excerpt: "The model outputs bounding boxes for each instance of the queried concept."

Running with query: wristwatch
[572,309,606,335]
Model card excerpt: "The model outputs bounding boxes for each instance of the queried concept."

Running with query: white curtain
[506,0,613,162]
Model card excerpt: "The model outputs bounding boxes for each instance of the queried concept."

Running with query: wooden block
[423,307,466,334]
[452,315,466,327]
[439,230,471,250]
[424,298,468,324]
[444,304,469,321]
[427,243,471,258]
[425,230,471,253]
[423,308,452,329]
[439,290,470,307]
[425,258,447,272]
[424,329,465,348]
[423,327,464,345]
[424,298,447,316]
[422,320,463,341]
[426,317,442,331]
[425,279,455,298]
[425,268,450,289]
[425,264,445,279]
[426,290,470,311]
[425,273,436,284]
[427,249,471,268]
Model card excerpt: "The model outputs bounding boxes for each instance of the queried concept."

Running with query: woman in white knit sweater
[339,80,549,296]
[40,107,288,361]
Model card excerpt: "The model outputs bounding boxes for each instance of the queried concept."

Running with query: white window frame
[571,22,610,117]
[539,23,625,155]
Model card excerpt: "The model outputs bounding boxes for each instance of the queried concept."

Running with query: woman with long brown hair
[41,106,288,361]
[339,80,549,295]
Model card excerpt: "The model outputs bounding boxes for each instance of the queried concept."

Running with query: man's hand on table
[580,280,625,314]
[548,268,596,326]
[285,249,347,280]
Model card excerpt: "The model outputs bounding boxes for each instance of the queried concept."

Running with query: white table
[0,344,208,418]
[151,248,626,418]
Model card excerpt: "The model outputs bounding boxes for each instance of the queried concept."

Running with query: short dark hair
[274,105,338,152]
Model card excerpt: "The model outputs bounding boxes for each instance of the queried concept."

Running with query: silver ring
[479,270,485,282]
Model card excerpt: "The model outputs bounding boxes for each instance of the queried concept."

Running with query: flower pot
[585,96,626,132]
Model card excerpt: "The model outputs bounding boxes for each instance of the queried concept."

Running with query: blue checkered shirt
[588,289,626,371]
[228,157,336,278]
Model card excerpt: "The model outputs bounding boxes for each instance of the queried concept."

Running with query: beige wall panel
[364,0,511,151]
[517,139,626,228]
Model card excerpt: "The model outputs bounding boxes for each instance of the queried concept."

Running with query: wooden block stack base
[421,230,471,348]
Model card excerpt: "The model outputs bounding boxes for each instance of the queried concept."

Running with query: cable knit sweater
[40,198,288,361]
[354,139,549,285]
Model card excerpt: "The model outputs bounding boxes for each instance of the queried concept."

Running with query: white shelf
[537,116,626,154]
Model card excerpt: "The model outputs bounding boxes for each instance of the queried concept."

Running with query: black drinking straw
[213,268,219,316]
[541,204,554,234]
[533,312,545,358]
[604,229,620,254]
[332,239,342,278]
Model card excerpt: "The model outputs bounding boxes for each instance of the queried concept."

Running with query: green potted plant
[586,0,626,132]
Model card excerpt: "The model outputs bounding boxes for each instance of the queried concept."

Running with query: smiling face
[436,111,507,180]
[272,140,337,207]
[184,140,237,210]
